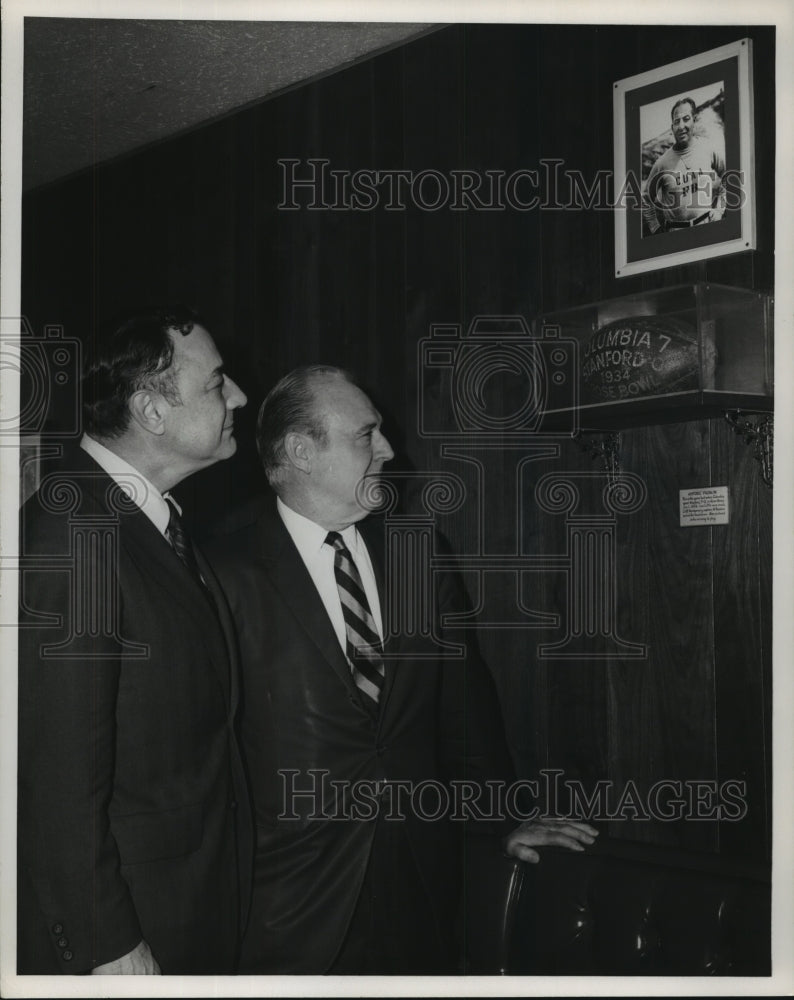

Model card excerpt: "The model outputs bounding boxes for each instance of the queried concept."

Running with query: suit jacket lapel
[115,494,233,712]
[195,546,237,711]
[254,507,361,701]
[62,450,233,708]
[119,495,224,626]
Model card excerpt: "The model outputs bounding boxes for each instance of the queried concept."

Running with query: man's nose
[374,429,394,462]
[224,375,248,409]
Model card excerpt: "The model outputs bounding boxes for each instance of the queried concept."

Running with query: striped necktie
[325,530,385,709]
[165,497,206,588]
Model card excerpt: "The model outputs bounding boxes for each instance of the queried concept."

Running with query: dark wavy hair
[671,96,697,121]
[82,305,200,438]
[256,365,355,485]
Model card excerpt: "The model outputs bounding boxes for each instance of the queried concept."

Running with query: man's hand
[91,939,161,974]
[503,818,598,864]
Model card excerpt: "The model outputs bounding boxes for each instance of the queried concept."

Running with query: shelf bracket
[573,430,622,484]
[724,410,773,489]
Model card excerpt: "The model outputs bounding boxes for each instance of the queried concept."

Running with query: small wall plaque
[680,486,729,526]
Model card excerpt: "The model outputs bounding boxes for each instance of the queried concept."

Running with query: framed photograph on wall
[613,38,755,277]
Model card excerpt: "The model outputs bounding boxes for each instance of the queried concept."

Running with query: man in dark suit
[18,306,252,974]
[207,364,597,974]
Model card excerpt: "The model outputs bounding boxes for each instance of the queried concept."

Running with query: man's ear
[128,390,167,436]
[283,431,314,474]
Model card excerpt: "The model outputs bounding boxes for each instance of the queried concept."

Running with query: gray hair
[256,364,355,485]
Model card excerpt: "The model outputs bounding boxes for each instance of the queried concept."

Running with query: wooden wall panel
[517,439,615,790]
[605,426,659,844]
[710,417,771,860]
[757,456,773,856]
[643,421,718,851]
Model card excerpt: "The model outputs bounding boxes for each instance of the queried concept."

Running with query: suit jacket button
[376,744,387,756]
[57,936,68,948]
[51,923,63,935]
[62,950,73,961]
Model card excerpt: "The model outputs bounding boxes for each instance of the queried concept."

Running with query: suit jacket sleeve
[18,503,142,973]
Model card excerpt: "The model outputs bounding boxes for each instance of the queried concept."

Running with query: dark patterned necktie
[165,497,206,588]
[325,531,385,709]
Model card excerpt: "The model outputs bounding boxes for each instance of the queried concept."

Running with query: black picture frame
[614,38,755,277]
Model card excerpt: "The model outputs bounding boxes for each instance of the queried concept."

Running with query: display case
[538,283,773,429]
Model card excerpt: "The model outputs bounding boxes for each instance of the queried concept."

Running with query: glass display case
[537,283,773,429]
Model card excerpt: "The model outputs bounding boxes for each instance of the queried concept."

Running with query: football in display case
[537,283,773,428]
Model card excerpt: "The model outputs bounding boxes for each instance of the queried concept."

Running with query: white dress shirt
[277,496,384,656]
[80,434,174,537]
